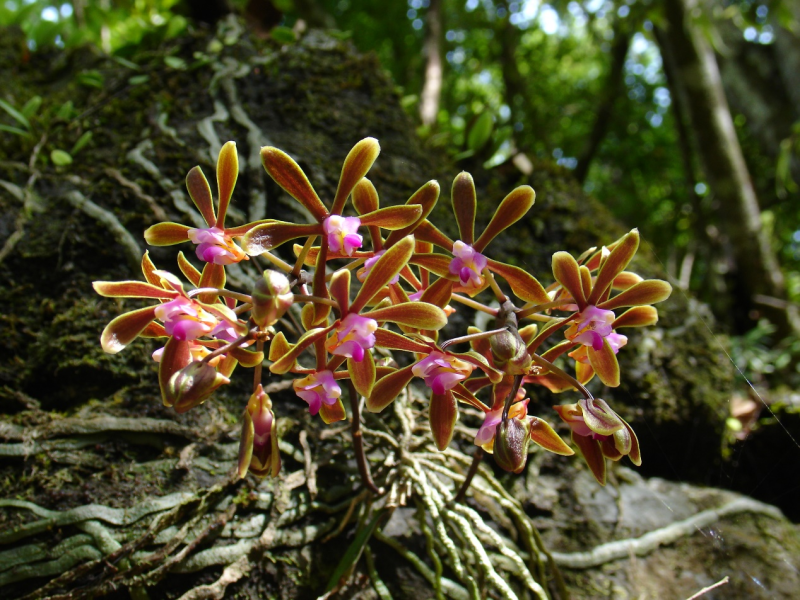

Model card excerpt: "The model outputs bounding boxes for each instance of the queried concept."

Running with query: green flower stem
[187,288,252,304]
[233,302,253,315]
[529,353,593,400]
[346,379,383,495]
[453,447,484,504]
[440,328,508,351]
[326,257,366,280]
[292,294,339,308]
[501,374,524,423]
[516,300,571,320]
[260,250,293,273]
[482,268,507,303]
[200,328,256,364]
[253,338,264,393]
[292,234,318,278]
[450,294,498,316]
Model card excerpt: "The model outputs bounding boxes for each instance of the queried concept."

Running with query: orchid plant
[94,137,671,490]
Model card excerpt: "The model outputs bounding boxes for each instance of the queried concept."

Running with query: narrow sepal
[366,364,415,412]
[374,328,431,353]
[588,340,621,387]
[364,302,447,330]
[599,280,672,311]
[158,337,192,406]
[351,235,414,313]
[359,205,422,230]
[331,138,380,215]
[409,253,454,278]
[141,251,160,286]
[270,326,334,374]
[384,180,441,246]
[413,220,455,250]
[613,305,658,328]
[198,262,226,304]
[419,276,454,309]
[587,229,639,305]
[349,352,376,397]
[552,251,586,309]
[352,177,379,214]
[572,432,607,485]
[243,222,321,254]
[177,252,202,287]
[529,417,574,455]
[451,172,476,245]
[260,146,328,222]
[320,398,347,424]
[430,391,458,451]
[613,271,643,290]
[216,141,238,226]
[487,259,550,304]
[186,166,215,226]
[474,186,535,252]
[144,222,192,246]
[100,305,158,353]
[229,346,265,367]
[268,332,292,361]
[93,280,177,299]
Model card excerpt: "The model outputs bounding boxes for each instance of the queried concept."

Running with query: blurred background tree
[3,0,800,387]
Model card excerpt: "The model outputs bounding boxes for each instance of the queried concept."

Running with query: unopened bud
[251,270,293,327]
[490,329,531,375]
[166,361,230,413]
[238,384,281,479]
[493,417,531,474]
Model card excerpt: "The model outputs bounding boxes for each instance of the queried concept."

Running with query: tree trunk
[419,0,443,126]
[661,0,800,337]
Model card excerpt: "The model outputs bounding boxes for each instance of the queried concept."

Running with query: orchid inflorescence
[94,138,672,488]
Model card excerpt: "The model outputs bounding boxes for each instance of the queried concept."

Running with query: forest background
[5,0,799,388]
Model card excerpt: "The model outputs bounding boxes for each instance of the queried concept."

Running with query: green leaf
[77,70,105,89]
[128,74,150,86]
[325,510,388,593]
[21,96,42,119]
[70,131,93,156]
[56,101,75,120]
[164,56,187,70]
[467,111,493,152]
[0,124,31,138]
[0,98,30,129]
[112,56,140,70]
[271,26,296,44]
[50,149,73,166]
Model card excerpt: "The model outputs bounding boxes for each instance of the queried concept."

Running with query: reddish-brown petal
[413,220,455,250]
[430,391,458,451]
[612,271,643,290]
[186,166,215,227]
[600,436,624,461]
[529,417,574,456]
[216,141,238,226]
[526,317,571,353]
[572,432,606,485]
[351,235,415,313]
[159,337,193,407]
[260,146,329,222]
[198,262,226,304]
[141,321,166,338]
[243,221,321,255]
[352,177,379,214]
[366,364,416,412]
[460,351,503,383]
[320,398,347,424]
[587,229,640,305]
[623,419,642,466]
[331,138,380,215]
[270,326,334,374]
[359,205,422,230]
[141,251,160,286]
[551,252,586,309]
[374,329,431,353]
[487,259,550,304]
[229,346,264,368]
[93,280,177,299]
[144,222,192,246]
[329,269,351,315]
[420,276,454,309]
[451,383,489,411]
[384,180,441,246]
[473,186,535,252]
[613,305,658,329]
[599,279,672,311]
[588,339,621,387]
[541,341,574,362]
[409,253,454,278]
[177,251,202,287]
[225,219,273,238]
[451,172,476,245]
[364,302,447,330]
[349,352,376,397]
[100,305,158,354]
[268,331,292,362]
[580,265,592,299]
[575,360,595,385]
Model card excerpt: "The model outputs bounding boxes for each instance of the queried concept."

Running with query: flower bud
[166,361,230,413]
[493,417,531,474]
[251,270,293,327]
[238,384,281,479]
[490,328,531,375]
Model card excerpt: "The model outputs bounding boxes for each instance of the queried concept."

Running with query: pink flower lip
[326,313,378,361]
[188,226,246,265]
[293,370,342,416]
[566,305,616,350]
[411,351,473,395]
[154,296,218,341]
[323,215,363,256]
[449,240,487,288]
